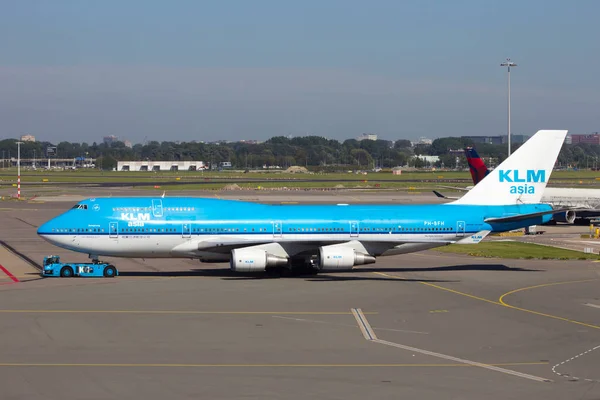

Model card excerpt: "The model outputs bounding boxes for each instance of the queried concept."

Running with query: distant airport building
[20,134,36,142]
[565,135,572,145]
[123,140,133,148]
[238,139,262,144]
[117,160,207,171]
[415,155,439,163]
[570,133,600,145]
[461,135,529,145]
[357,133,378,141]
[5,157,95,169]
[411,137,432,146]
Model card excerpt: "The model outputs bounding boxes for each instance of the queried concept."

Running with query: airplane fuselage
[37,197,553,261]
[543,187,600,208]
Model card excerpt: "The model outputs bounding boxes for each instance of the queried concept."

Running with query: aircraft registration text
[424,221,445,226]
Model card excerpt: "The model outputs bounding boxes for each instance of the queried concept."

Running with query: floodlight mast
[500,58,517,156]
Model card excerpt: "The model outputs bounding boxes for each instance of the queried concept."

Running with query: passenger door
[182,223,191,238]
[456,221,466,237]
[350,221,359,237]
[152,199,163,217]
[273,221,282,238]
[109,222,119,239]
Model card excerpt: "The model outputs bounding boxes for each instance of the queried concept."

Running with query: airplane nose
[37,221,53,242]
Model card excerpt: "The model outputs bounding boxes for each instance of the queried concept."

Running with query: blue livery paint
[42,255,118,278]
[498,169,546,183]
[498,169,546,194]
[37,197,553,260]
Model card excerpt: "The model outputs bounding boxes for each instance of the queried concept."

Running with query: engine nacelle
[230,248,288,272]
[317,246,376,271]
[552,210,576,224]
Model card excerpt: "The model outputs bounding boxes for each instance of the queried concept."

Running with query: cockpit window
[71,204,88,210]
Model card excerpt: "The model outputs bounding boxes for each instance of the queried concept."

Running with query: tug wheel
[103,265,117,277]
[60,266,74,278]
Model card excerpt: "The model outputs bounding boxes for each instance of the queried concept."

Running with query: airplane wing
[173,231,493,254]
[483,208,576,223]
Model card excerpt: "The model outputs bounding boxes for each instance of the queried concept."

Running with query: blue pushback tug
[42,255,118,278]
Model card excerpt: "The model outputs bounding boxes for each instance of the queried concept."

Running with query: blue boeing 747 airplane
[37,130,568,274]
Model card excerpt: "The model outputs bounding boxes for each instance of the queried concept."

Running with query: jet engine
[552,210,576,224]
[317,246,376,271]
[230,248,288,272]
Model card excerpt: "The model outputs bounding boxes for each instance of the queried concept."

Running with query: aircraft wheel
[103,265,117,278]
[60,266,74,278]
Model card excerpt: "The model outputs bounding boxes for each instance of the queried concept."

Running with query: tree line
[0,136,597,171]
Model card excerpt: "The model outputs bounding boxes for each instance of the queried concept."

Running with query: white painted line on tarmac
[584,303,600,309]
[351,308,377,341]
[552,344,600,382]
[351,308,552,383]
[272,315,429,335]
[374,339,551,383]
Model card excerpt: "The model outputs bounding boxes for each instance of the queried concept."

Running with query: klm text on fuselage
[498,169,546,194]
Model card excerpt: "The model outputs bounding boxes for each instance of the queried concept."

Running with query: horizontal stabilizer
[455,230,491,244]
[433,190,460,200]
[484,208,574,224]
[437,185,472,192]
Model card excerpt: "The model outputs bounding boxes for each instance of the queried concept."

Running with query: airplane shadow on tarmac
[118,263,542,282]
[357,264,544,273]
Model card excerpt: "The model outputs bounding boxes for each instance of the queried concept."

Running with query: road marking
[584,303,600,309]
[0,208,40,211]
[375,339,551,382]
[373,272,501,306]
[374,272,600,330]
[350,307,551,382]
[420,281,502,306]
[14,217,38,228]
[0,310,376,315]
[551,344,600,382]
[351,308,377,340]
[0,264,19,283]
[429,310,448,313]
[272,315,430,335]
[498,280,600,330]
[0,362,548,368]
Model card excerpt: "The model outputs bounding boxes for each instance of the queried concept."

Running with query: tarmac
[0,188,599,399]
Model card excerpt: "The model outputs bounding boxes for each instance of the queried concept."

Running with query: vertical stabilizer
[452,130,567,205]
[464,147,490,185]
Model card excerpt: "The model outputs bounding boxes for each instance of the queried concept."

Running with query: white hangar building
[117,160,207,171]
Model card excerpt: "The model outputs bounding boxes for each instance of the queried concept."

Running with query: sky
[0,0,599,144]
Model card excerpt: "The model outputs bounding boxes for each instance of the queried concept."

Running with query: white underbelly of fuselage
[41,232,460,258]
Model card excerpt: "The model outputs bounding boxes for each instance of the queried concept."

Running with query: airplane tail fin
[464,147,490,185]
[452,130,567,205]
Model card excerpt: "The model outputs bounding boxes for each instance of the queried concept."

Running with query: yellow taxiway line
[373,272,600,330]
[0,309,377,315]
[0,362,548,368]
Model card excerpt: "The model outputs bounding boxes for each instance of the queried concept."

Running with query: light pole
[500,58,517,156]
[16,141,23,199]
